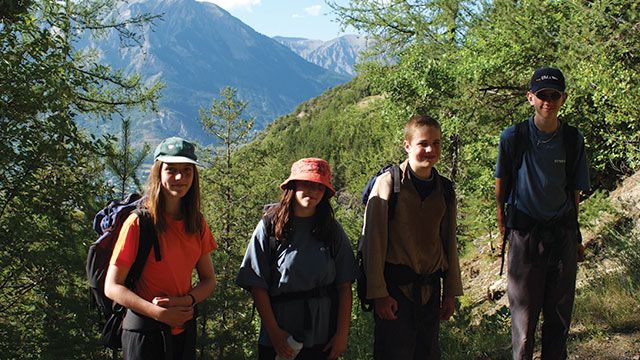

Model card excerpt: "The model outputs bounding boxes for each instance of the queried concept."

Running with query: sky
[198,0,353,41]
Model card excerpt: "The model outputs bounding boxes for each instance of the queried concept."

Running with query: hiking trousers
[373,283,441,360]
[121,310,197,360]
[258,344,329,359]
[507,224,578,360]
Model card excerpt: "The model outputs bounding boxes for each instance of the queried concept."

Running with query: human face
[404,125,441,178]
[293,180,326,217]
[527,89,567,121]
[160,162,194,199]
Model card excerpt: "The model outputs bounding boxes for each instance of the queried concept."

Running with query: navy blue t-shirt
[495,117,590,221]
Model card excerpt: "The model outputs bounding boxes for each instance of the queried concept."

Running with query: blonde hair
[404,114,441,141]
[144,161,202,234]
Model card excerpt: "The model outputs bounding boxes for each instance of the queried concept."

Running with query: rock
[487,278,507,301]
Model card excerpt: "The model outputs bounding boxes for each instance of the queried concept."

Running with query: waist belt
[270,285,337,333]
[270,285,334,303]
[123,309,169,332]
[384,263,443,304]
[509,209,577,266]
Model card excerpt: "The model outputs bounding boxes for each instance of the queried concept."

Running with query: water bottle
[274,335,303,360]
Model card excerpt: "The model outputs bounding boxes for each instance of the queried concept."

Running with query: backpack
[87,193,161,350]
[356,165,454,311]
[498,120,579,274]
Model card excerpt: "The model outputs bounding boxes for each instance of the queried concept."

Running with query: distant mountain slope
[83,0,349,143]
[235,75,402,208]
[274,34,369,76]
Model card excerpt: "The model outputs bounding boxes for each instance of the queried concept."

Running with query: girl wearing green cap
[104,137,216,360]
[236,158,358,360]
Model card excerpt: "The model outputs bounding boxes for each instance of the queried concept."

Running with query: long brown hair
[144,161,202,234]
[266,181,337,251]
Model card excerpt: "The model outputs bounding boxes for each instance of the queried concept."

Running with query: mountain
[83,0,349,144]
[274,35,369,77]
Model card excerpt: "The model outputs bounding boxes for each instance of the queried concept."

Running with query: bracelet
[187,293,196,306]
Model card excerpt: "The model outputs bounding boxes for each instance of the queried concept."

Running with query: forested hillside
[2,0,639,359]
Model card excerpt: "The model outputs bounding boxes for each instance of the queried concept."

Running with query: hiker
[104,137,217,360]
[361,114,463,360]
[236,157,357,360]
[495,67,589,359]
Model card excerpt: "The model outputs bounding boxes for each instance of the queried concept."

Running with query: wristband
[187,293,196,306]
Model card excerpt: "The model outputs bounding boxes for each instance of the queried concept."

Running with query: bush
[573,216,640,334]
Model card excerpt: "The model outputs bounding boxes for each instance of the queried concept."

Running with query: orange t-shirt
[110,212,216,333]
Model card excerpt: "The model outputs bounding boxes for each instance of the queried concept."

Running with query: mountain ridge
[274,34,369,76]
[82,0,349,144]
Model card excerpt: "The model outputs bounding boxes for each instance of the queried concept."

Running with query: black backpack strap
[126,209,160,287]
[511,120,530,205]
[562,123,580,231]
[562,123,579,191]
[499,120,529,276]
[439,176,454,259]
[388,164,401,222]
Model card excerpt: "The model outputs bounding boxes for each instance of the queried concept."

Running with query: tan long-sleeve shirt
[361,160,463,304]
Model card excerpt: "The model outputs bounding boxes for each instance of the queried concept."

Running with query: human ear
[403,139,411,153]
[560,92,568,105]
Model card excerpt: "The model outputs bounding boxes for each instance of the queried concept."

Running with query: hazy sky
[198,0,353,41]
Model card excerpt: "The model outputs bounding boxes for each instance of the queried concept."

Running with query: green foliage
[574,271,640,334]
[441,304,512,360]
[3,0,639,357]
[105,118,151,197]
[0,0,160,357]
[199,86,260,358]
[574,217,640,333]
[578,189,614,232]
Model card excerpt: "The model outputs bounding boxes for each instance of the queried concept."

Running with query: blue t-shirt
[495,117,590,221]
[235,216,357,347]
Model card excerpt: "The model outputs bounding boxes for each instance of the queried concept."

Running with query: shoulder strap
[562,123,579,190]
[261,211,278,251]
[125,209,160,288]
[510,120,529,205]
[439,176,455,257]
[388,164,401,222]
[264,214,283,292]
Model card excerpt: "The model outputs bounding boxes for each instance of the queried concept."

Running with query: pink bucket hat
[280,158,336,197]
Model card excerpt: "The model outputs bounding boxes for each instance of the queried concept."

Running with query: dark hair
[144,161,202,234]
[404,114,441,141]
[266,181,338,252]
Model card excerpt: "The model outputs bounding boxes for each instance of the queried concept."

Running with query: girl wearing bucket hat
[104,137,217,360]
[236,158,357,360]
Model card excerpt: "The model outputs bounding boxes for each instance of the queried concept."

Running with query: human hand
[439,296,455,321]
[152,296,172,308]
[269,327,294,359]
[576,243,585,263]
[156,306,193,327]
[374,296,398,320]
[323,333,347,359]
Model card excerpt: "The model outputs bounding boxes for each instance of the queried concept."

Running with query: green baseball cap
[153,137,199,165]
